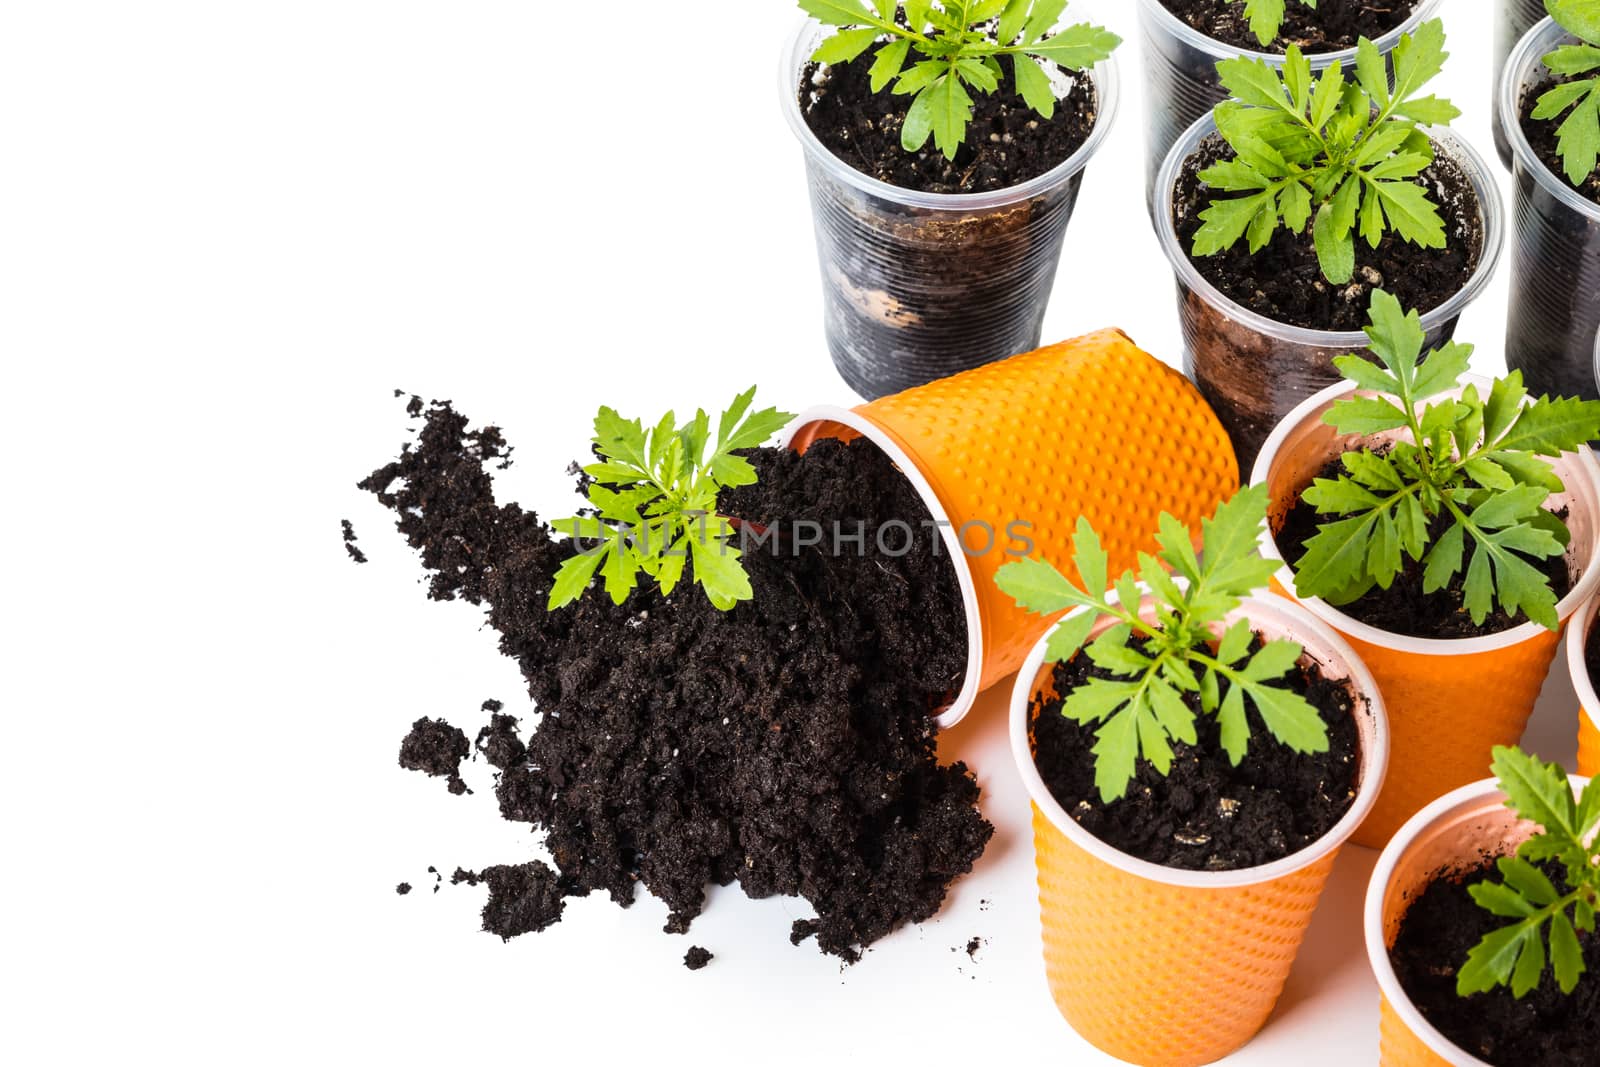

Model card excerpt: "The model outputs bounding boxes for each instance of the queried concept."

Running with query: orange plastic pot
[783,328,1239,727]
[1365,774,1591,1066]
[1011,589,1389,1067]
[1254,377,1600,847]
[1569,595,1600,777]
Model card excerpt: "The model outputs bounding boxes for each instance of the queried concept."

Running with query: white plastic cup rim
[1134,0,1446,64]
[1153,113,1507,348]
[779,10,1121,212]
[1363,774,1592,1067]
[1500,17,1600,223]
[1009,585,1390,889]
[1251,375,1600,656]
[1567,594,1600,736]
[779,405,985,730]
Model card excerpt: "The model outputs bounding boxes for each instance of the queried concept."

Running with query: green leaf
[600,539,640,605]
[1324,396,1410,434]
[547,549,605,610]
[1551,911,1587,994]
[798,0,876,28]
[1243,0,1288,46]
[1085,625,1149,676]
[997,0,1031,45]
[1554,87,1600,185]
[1022,0,1068,44]
[1372,180,1448,248]
[1499,855,1561,907]
[1217,683,1250,765]
[1239,639,1303,682]
[1494,395,1600,456]
[1244,681,1330,753]
[1044,608,1098,662]
[1421,519,1465,593]
[996,554,1088,615]
[1458,924,1535,996]
[1354,36,1390,109]
[1148,679,1199,746]
[1313,199,1355,284]
[1062,677,1143,724]
[1467,880,1538,919]
[1193,190,1277,257]
[1216,618,1254,666]
[812,27,884,64]
[1512,925,1548,997]
[1024,23,1122,70]
[1390,17,1450,103]
[925,71,975,159]
[1090,703,1141,802]
[1492,745,1581,842]
[1549,0,1600,45]
[1294,511,1379,601]
[869,39,912,92]
[1217,55,1292,110]
[1013,53,1056,117]
[688,536,752,609]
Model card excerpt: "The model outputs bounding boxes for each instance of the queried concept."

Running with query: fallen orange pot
[1569,595,1600,778]
[1011,589,1389,1067]
[1254,378,1600,847]
[784,328,1239,727]
[1365,774,1591,1066]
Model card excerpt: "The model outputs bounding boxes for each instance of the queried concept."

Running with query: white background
[3,2,1579,1064]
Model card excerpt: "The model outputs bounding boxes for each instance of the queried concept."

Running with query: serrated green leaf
[1468,879,1539,919]
[1244,681,1330,753]
[1239,639,1303,682]
[1085,624,1148,676]
[812,27,884,64]
[1493,745,1581,841]
[1495,395,1600,456]
[1313,198,1355,283]
[1499,855,1561,906]
[1062,676,1143,725]
[1148,678,1199,746]
[1023,0,1068,44]
[799,0,876,28]
[1324,396,1411,434]
[1013,53,1055,117]
[1551,910,1587,993]
[997,554,1089,615]
[1294,511,1379,601]
[1091,703,1141,802]
[547,549,605,610]
[996,0,1031,45]
[1420,518,1465,593]
[1458,924,1533,996]
[1044,608,1098,662]
[1372,180,1448,248]
[1217,683,1250,765]
[870,38,912,92]
[1549,0,1600,44]
[1024,23,1121,70]
[1137,699,1175,776]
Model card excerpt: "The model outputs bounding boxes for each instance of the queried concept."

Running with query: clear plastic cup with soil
[1001,488,1389,1066]
[1493,0,1551,167]
[1154,18,1504,471]
[782,2,1121,399]
[1366,750,1599,1067]
[1253,294,1600,846]
[1134,0,1443,214]
[356,331,1240,960]
[1501,13,1600,407]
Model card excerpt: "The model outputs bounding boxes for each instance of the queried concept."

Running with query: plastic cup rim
[1251,375,1600,655]
[1133,0,1445,64]
[778,10,1121,212]
[1363,774,1592,1067]
[1009,585,1390,889]
[779,404,985,730]
[1500,17,1600,223]
[1152,114,1506,346]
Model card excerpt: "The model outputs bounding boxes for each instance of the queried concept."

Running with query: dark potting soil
[1587,620,1600,695]
[398,717,472,796]
[964,936,983,959]
[683,946,713,971]
[1520,80,1600,206]
[1277,461,1573,639]
[1029,635,1360,870]
[450,863,568,941]
[1157,0,1417,53]
[1173,134,1482,331]
[360,399,990,961]
[800,41,1097,194]
[1390,859,1600,1066]
[342,519,367,564]
[395,882,412,896]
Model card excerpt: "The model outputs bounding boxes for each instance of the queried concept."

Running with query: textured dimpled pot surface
[1255,378,1600,848]
[1013,592,1389,1067]
[791,328,1241,726]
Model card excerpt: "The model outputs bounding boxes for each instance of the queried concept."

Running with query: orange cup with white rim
[1365,773,1591,1066]
[784,328,1239,727]
[1568,595,1600,777]
[1253,377,1600,847]
[1012,588,1388,1067]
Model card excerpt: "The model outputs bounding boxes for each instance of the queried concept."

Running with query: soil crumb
[965,937,983,959]
[342,519,367,564]
[683,946,713,971]
[361,397,991,962]
[395,882,412,896]
[398,718,471,796]
[451,863,566,941]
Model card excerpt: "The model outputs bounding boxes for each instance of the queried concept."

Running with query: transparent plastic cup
[1493,0,1550,168]
[1134,0,1444,215]
[1501,18,1600,405]
[781,18,1119,400]
[1154,114,1505,472]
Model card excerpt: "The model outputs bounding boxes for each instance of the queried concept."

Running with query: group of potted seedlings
[362,2,1600,1065]
[782,3,1600,1063]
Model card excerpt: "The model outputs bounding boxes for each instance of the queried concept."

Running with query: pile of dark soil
[398,718,471,796]
[683,946,713,971]
[1158,0,1415,53]
[1030,635,1360,870]
[1172,135,1481,331]
[450,864,567,942]
[362,398,990,961]
[1390,860,1600,1066]
[342,519,366,564]
[1520,82,1600,206]
[1277,465,1572,639]
[800,43,1097,194]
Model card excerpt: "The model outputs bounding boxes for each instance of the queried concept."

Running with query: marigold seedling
[1534,0,1600,185]
[1457,745,1600,999]
[1236,0,1316,48]
[549,389,795,612]
[798,0,1120,160]
[1192,17,1460,284]
[1291,290,1600,630]
[997,486,1329,803]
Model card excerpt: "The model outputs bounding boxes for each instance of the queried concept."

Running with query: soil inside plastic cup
[781,17,1120,400]
[1501,18,1600,409]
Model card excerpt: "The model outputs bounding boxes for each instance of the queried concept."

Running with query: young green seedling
[1533,0,1600,185]
[548,389,795,612]
[1237,0,1316,48]
[1291,290,1600,630]
[797,1,1120,160]
[997,486,1330,803]
[1191,17,1460,284]
[1457,745,1600,999]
